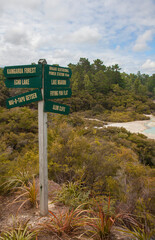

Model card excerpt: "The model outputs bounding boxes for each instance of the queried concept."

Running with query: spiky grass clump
[10,177,38,212]
[0,219,37,240]
[84,196,122,240]
[1,171,31,193]
[40,204,87,238]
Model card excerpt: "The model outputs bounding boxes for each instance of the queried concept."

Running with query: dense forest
[0,59,155,239]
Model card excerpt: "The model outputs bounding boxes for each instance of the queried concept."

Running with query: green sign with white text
[44,101,70,115]
[44,88,72,100]
[45,78,70,88]
[45,65,72,79]
[6,89,42,109]
[4,64,42,78]
[5,76,42,88]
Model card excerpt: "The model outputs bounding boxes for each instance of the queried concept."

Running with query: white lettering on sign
[7,68,23,74]
[7,67,36,75]
[8,100,14,106]
[53,105,65,112]
[26,93,37,101]
[58,80,66,85]
[58,68,69,73]
[49,66,57,71]
[59,106,65,112]
[64,90,68,95]
[49,71,56,76]
[49,66,69,73]
[49,71,70,77]
[50,91,59,96]
[14,79,22,85]
[22,79,29,85]
[18,96,26,103]
[64,73,70,77]
[51,79,57,85]
[57,72,65,77]
[49,90,69,97]
[13,79,30,85]
[59,91,63,96]
[24,67,36,73]
[51,79,67,86]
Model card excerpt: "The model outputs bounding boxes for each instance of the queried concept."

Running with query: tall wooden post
[38,59,48,216]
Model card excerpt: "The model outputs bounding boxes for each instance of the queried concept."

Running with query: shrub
[55,181,90,209]
[40,205,86,237]
[0,218,37,240]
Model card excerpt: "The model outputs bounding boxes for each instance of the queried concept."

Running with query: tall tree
[92,59,106,73]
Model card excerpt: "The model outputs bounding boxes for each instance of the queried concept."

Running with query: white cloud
[0,0,155,75]
[133,30,154,52]
[141,59,155,73]
[4,26,30,46]
[70,26,101,44]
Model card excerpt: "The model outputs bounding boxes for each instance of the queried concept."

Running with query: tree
[77,58,91,73]
[71,72,81,93]
[148,74,155,95]
[92,59,106,73]
[93,70,110,94]
[84,74,94,93]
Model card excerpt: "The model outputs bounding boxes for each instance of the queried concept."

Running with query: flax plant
[40,204,87,237]
[10,177,38,212]
[84,196,121,240]
[1,171,30,193]
[0,219,37,240]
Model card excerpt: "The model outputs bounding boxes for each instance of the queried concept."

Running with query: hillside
[0,60,155,239]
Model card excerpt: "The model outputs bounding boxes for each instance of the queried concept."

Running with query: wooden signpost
[4,60,72,216]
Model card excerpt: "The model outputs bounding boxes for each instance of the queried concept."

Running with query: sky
[0,0,155,75]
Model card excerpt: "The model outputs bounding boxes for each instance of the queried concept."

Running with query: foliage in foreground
[9,177,39,212]
[120,225,155,240]
[40,205,86,238]
[83,197,119,240]
[55,181,90,209]
[0,219,37,240]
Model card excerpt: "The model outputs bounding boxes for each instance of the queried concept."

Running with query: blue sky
[0,0,155,75]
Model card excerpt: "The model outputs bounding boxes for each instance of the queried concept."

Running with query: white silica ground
[107,115,155,140]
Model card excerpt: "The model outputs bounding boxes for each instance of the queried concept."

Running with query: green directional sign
[44,88,72,100]
[45,78,70,88]
[6,89,42,109]
[4,64,42,78]
[45,65,72,78]
[44,101,70,115]
[5,76,42,88]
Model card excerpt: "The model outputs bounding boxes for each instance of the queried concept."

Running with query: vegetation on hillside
[0,59,154,239]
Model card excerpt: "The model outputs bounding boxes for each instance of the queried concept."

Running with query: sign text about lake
[5,76,42,88]
[45,78,70,88]
[6,89,42,109]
